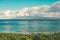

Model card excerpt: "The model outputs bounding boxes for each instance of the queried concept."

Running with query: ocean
[0,19,60,33]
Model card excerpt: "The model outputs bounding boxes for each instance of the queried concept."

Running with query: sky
[0,0,58,11]
[0,0,60,18]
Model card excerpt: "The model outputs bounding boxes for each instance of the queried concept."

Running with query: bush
[0,32,60,40]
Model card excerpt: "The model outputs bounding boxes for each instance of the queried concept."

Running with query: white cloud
[28,5,50,16]
[49,1,60,12]
[0,10,17,19]
[5,10,16,17]
[0,1,60,19]
[17,8,29,16]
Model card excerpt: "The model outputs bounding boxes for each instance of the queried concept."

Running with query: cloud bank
[0,1,60,19]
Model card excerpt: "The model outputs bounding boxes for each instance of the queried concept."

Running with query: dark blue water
[0,19,60,33]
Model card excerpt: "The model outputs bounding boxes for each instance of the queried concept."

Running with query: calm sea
[0,19,60,33]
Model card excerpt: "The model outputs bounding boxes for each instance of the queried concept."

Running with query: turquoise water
[0,19,60,33]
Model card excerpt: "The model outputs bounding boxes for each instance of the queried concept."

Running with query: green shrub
[0,32,60,40]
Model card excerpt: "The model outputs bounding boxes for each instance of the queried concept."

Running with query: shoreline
[1,32,60,34]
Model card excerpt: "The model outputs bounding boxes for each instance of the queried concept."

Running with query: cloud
[53,1,60,9]
[49,1,60,12]
[0,10,17,19]
[29,5,50,16]
[4,10,17,18]
[17,8,29,16]
[0,1,60,19]
[17,5,50,17]
[47,1,60,17]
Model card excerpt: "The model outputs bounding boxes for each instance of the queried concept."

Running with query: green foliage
[0,33,60,40]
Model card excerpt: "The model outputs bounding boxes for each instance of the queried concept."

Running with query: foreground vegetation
[0,32,60,40]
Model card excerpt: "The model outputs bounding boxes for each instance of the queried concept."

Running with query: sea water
[0,19,60,33]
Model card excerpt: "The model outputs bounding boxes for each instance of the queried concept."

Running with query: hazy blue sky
[0,0,58,11]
